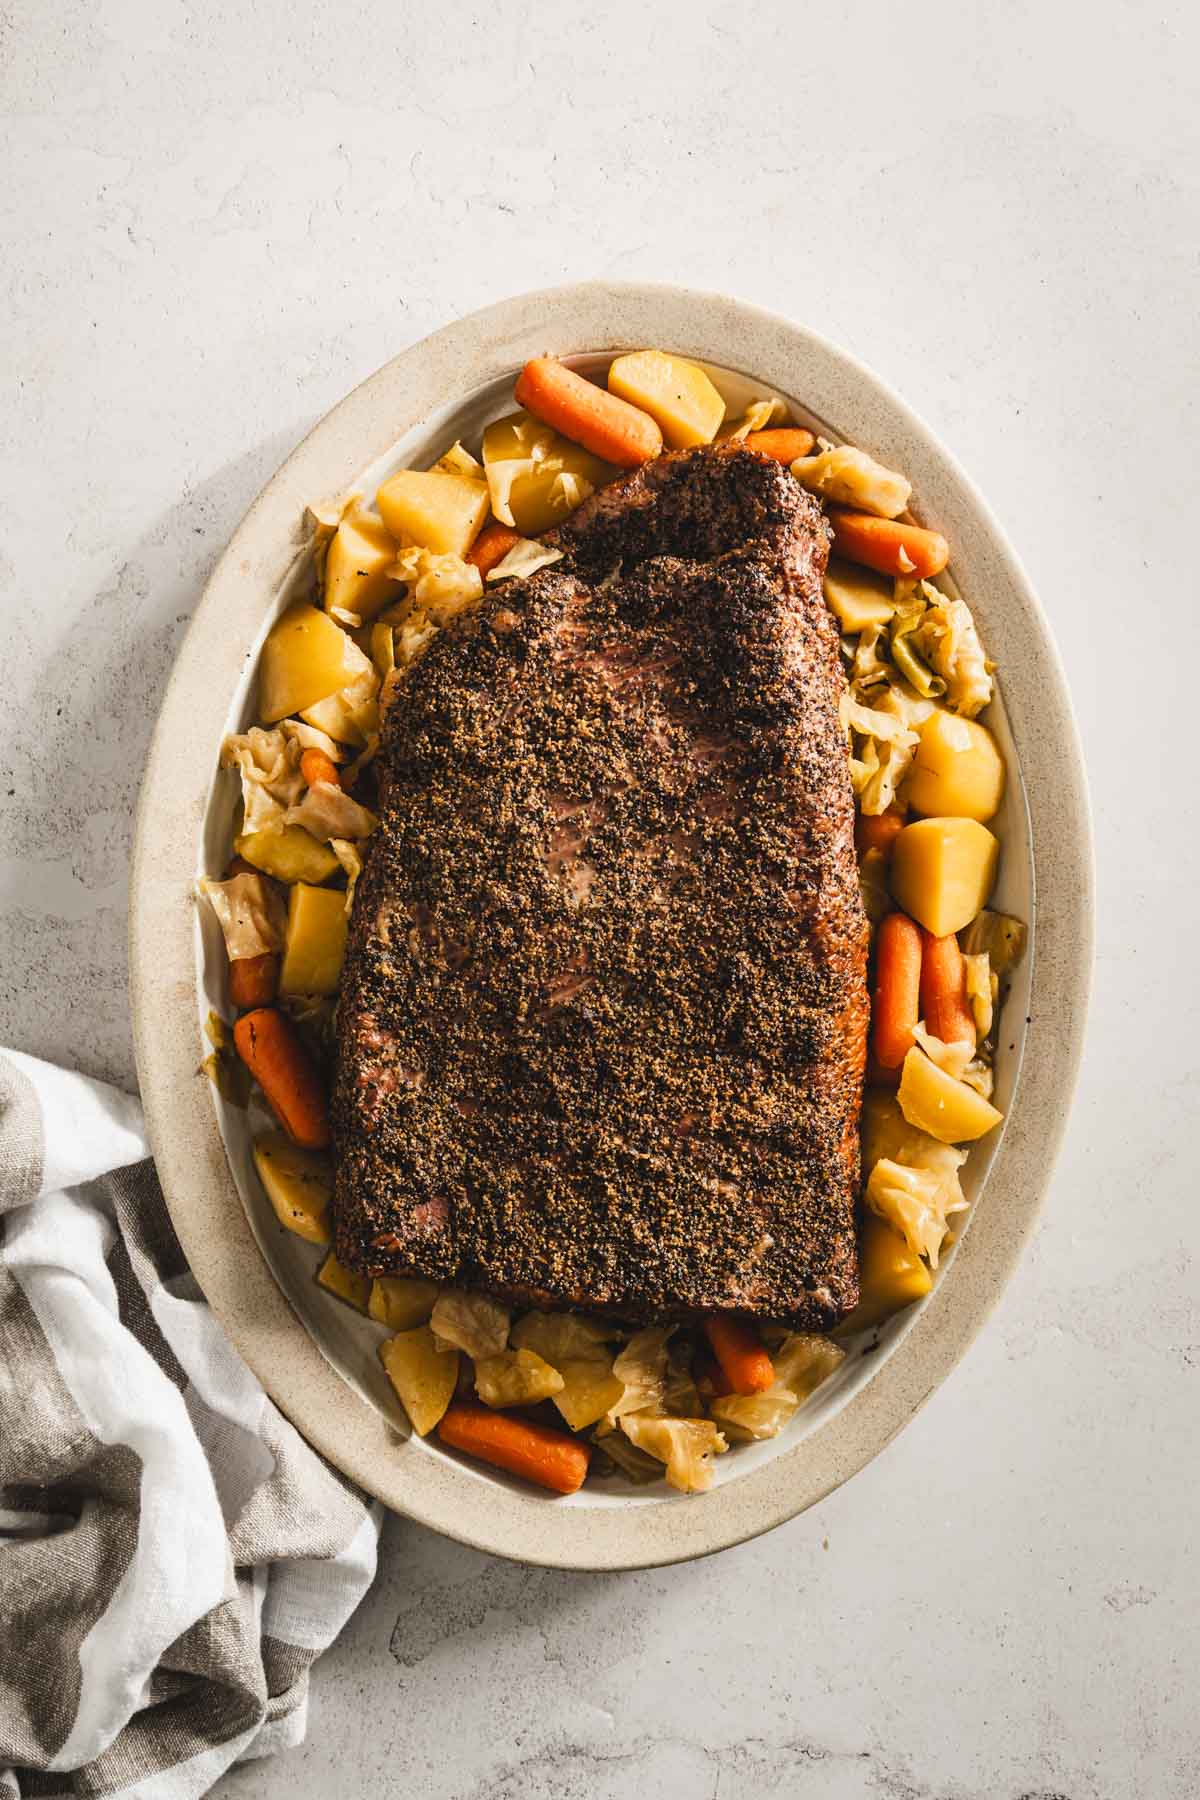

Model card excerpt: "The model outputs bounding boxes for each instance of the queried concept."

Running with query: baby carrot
[515,357,663,468]
[233,1008,331,1149]
[855,806,906,859]
[703,1315,776,1396]
[743,427,815,463]
[828,508,949,580]
[300,747,342,789]
[467,522,522,580]
[436,1401,591,1494]
[872,912,923,1069]
[228,951,279,1010]
[919,930,976,1046]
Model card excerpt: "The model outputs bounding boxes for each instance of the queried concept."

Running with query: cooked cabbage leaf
[620,1413,728,1494]
[430,1289,510,1360]
[486,539,565,584]
[790,445,911,518]
[221,726,305,835]
[286,782,377,844]
[198,872,287,962]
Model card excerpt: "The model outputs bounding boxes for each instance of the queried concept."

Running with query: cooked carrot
[228,951,279,1010]
[919,930,976,1046]
[233,1008,331,1149]
[872,912,923,1069]
[467,522,522,580]
[515,357,662,468]
[300,747,341,789]
[855,806,906,859]
[436,1401,591,1495]
[703,1315,775,1396]
[743,427,815,463]
[828,508,949,579]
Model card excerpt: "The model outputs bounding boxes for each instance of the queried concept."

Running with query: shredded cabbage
[486,539,564,584]
[960,910,1028,975]
[591,1430,664,1484]
[717,396,787,441]
[330,838,364,915]
[864,1156,967,1268]
[430,1290,510,1360]
[620,1413,728,1494]
[898,583,993,717]
[710,1332,844,1442]
[286,783,377,844]
[840,691,919,748]
[198,872,287,962]
[221,727,305,835]
[434,441,485,480]
[912,1023,994,1098]
[604,1325,673,1425]
[790,445,911,518]
[473,1348,564,1408]
[389,547,483,624]
[964,952,996,1039]
[861,1092,969,1230]
[484,458,536,528]
[279,719,345,762]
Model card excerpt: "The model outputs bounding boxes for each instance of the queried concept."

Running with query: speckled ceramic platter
[130,283,1093,1569]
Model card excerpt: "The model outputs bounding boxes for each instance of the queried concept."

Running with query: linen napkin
[0,1047,381,1799]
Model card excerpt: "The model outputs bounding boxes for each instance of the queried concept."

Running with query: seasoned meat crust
[332,445,869,1327]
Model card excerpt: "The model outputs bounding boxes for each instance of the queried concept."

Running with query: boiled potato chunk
[607,349,725,449]
[317,1253,371,1312]
[889,817,998,937]
[279,882,347,997]
[553,1359,625,1432]
[323,507,401,623]
[822,559,896,633]
[379,1325,458,1436]
[840,1212,933,1332]
[368,1276,440,1332]
[908,710,1005,822]
[375,469,489,557]
[299,670,379,748]
[253,1132,332,1245]
[898,1046,1003,1144]
[259,604,360,723]
[234,826,340,886]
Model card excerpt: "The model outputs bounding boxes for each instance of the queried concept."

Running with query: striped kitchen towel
[0,1048,380,1798]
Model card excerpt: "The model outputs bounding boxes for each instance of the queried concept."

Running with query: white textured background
[3,2,1197,1796]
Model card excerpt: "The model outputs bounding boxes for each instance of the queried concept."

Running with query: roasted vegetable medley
[201,349,1026,1495]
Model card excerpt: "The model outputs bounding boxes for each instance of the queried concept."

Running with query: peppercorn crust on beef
[331,445,868,1327]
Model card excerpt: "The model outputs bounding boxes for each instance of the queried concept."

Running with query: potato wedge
[822,559,896,633]
[234,826,340,886]
[376,469,490,558]
[379,1325,458,1436]
[323,507,401,622]
[259,605,362,723]
[252,1132,332,1244]
[279,882,348,998]
[368,1276,440,1332]
[607,350,725,449]
[316,1252,371,1312]
[837,1212,933,1333]
[907,711,1005,823]
[897,1046,1003,1144]
[889,817,998,937]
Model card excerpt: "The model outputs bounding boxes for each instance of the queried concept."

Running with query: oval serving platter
[130,283,1093,1570]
